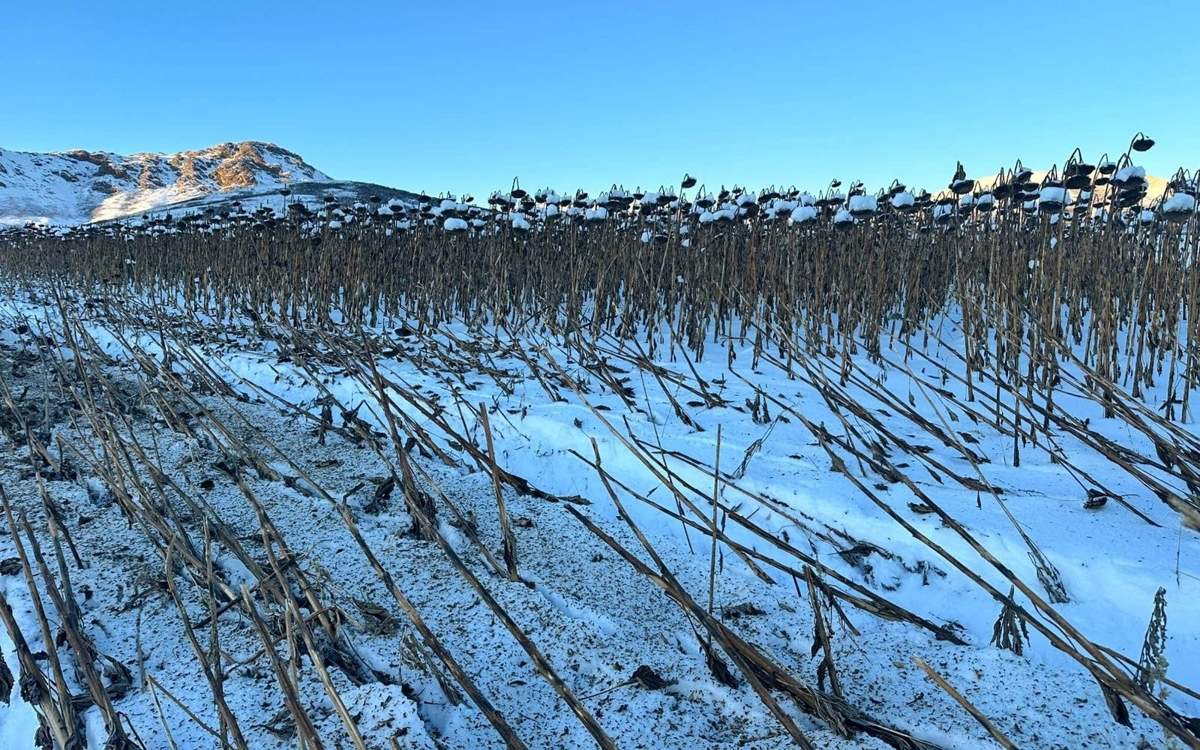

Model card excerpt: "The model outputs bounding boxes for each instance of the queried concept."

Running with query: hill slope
[0,141,332,225]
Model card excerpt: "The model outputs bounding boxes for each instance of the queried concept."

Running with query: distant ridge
[0,141,411,226]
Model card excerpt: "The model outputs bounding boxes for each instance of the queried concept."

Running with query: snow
[699,207,737,224]
[789,205,818,224]
[0,291,1192,749]
[848,195,877,215]
[1115,165,1147,184]
[1039,186,1067,207]
[1163,193,1197,214]
[0,580,39,748]
[433,199,470,217]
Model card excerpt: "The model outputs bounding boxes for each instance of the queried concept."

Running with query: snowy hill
[0,141,337,225]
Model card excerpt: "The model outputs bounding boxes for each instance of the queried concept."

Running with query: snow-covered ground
[0,291,1196,749]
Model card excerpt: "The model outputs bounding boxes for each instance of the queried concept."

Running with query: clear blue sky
[4,1,1198,198]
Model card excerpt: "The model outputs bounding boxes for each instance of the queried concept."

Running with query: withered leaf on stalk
[630,665,674,691]
[0,654,11,704]
[103,657,133,701]
[701,642,739,689]
[354,598,399,635]
[363,475,395,515]
[1098,680,1132,727]
[19,669,44,706]
[255,707,296,739]
[721,602,766,620]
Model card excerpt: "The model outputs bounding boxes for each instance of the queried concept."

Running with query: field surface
[0,175,1198,748]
